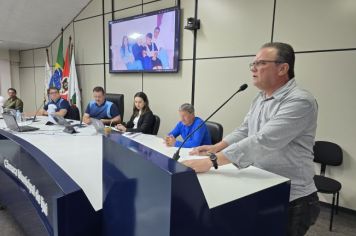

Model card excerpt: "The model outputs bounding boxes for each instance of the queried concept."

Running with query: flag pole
[67,35,72,65]
[45,48,51,104]
[61,27,64,67]
[70,42,74,61]
[46,48,50,66]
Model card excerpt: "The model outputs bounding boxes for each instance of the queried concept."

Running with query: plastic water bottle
[16,110,21,123]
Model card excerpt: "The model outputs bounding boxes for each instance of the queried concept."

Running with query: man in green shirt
[3,88,24,112]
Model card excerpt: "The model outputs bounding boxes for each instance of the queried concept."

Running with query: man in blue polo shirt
[83,86,121,125]
[41,87,70,117]
[165,103,211,148]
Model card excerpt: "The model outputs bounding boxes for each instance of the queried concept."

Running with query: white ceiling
[0,0,91,50]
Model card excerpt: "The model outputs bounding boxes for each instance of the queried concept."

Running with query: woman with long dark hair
[115,92,155,134]
[120,36,142,70]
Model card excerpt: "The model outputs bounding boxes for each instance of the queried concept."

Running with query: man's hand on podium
[189,145,214,156]
[182,158,212,173]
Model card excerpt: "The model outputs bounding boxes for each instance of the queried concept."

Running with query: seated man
[165,103,211,148]
[3,88,24,112]
[41,87,70,117]
[83,86,121,125]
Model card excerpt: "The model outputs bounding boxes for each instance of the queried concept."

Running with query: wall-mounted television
[109,7,180,73]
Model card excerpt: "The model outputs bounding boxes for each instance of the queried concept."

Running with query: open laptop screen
[2,113,20,131]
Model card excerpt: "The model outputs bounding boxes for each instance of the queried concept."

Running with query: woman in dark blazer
[115,92,155,134]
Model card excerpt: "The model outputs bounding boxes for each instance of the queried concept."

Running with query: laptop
[52,114,77,134]
[52,114,71,126]
[91,118,122,135]
[2,113,39,132]
[91,118,105,134]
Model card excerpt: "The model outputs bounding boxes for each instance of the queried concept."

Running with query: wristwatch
[207,152,218,170]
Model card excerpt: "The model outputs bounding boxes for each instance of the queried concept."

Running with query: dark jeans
[287,192,320,236]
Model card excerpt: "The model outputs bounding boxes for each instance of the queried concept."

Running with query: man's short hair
[179,103,195,114]
[262,42,295,79]
[47,87,59,94]
[8,88,17,94]
[146,33,153,39]
[93,86,105,94]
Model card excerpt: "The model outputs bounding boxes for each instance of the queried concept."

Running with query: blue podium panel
[0,130,101,236]
[103,133,290,236]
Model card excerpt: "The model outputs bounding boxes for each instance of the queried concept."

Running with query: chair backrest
[106,93,124,121]
[152,115,160,135]
[313,141,343,175]
[65,105,80,121]
[206,121,223,145]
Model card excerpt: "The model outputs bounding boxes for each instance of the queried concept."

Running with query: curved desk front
[103,133,291,236]
[0,118,291,236]
[0,119,102,236]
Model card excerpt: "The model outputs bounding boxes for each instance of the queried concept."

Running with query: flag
[60,40,71,100]
[49,34,63,89]
[68,52,82,118]
[44,54,52,101]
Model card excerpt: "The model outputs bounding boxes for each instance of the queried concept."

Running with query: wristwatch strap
[207,152,218,169]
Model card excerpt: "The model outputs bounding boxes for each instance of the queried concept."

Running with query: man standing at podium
[185,42,319,236]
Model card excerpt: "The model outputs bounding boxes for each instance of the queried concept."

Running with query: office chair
[106,93,124,121]
[152,115,160,135]
[66,105,80,121]
[313,141,343,231]
[206,121,223,145]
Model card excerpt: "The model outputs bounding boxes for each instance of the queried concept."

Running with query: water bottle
[16,110,21,123]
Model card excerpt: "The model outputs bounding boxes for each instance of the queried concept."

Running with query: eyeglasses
[249,60,283,70]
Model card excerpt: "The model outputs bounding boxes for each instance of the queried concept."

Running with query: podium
[103,133,291,236]
[0,117,290,236]
[0,128,101,236]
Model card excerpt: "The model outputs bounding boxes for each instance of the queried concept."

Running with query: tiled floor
[307,204,356,236]
[0,204,355,236]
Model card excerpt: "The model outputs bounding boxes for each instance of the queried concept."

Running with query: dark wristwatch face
[209,155,217,161]
[207,152,216,160]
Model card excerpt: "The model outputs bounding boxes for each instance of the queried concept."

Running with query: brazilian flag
[49,34,63,89]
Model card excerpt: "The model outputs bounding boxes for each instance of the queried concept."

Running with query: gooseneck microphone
[172,83,248,161]
[31,99,46,122]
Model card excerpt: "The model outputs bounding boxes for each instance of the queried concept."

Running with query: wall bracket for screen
[184,17,200,30]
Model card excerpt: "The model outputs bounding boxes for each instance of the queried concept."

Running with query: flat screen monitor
[109,7,180,73]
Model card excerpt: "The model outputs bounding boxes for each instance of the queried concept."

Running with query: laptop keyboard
[19,125,39,132]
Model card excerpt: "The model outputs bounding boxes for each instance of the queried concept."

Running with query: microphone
[172,83,248,161]
[30,99,46,122]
